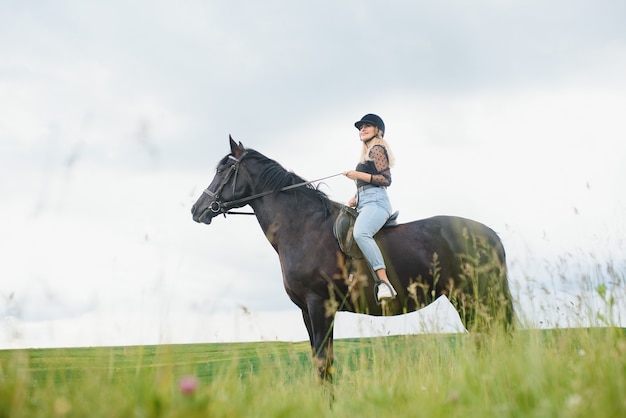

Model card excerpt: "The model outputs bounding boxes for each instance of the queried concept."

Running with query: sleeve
[369,145,392,186]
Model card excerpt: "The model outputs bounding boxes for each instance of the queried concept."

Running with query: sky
[2,0,625,348]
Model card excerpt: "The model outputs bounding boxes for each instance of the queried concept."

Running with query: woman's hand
[343,170,360,181]
[347,196,357,207]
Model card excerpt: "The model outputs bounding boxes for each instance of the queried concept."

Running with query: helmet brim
[354,114,385,134]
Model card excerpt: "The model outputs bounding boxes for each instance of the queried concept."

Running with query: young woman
[343,114,397,300]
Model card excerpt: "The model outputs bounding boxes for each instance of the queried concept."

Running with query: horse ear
[229,135,245,158]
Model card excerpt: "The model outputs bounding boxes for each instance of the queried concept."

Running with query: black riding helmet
[354,114,385,137]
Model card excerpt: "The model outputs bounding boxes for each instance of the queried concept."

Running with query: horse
[191,136,514,381]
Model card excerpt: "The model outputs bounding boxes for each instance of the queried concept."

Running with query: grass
[2,254,624,417]
[1,328,625,417]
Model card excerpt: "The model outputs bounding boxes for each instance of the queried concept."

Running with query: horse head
[191,136,252,224]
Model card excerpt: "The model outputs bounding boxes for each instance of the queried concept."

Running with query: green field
[1,328,625,417]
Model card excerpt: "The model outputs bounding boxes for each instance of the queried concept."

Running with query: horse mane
[245,149,333,217]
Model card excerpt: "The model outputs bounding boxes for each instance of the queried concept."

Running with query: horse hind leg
[452,293,478,332]
[452,270,514,334]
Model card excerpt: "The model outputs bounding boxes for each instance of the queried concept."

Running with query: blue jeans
[354,186,393,271]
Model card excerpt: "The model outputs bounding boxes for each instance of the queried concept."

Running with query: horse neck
[248,192,331,248]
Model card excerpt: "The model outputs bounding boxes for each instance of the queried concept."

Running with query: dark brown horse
[192,137,514,380]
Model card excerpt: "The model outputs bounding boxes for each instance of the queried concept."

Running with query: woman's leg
[353,204,388,271]
[353,205,397,299]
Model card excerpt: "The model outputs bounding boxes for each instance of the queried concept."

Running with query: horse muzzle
[191,204,215,225]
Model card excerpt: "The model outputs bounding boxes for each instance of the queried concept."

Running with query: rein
[222,172,344,213]
[203,153,343,216]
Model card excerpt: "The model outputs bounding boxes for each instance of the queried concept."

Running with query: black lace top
[355,145,392,188]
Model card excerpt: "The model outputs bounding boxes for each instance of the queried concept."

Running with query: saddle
[333,206,399,259]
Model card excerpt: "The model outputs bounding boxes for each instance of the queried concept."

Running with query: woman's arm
[369,145,391,186]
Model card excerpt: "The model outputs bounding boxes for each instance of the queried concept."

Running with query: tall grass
[1,327,625,417]
[1,256,625,417]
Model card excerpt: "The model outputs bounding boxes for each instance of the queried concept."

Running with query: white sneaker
[377,282,397,300]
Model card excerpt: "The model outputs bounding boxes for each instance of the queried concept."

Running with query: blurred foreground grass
[1,328,625,417]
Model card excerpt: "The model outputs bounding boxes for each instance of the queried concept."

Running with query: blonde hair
[359,130,396,166]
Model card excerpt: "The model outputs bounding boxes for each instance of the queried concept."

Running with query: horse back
[382,215,505,263]
[378,214,509,303]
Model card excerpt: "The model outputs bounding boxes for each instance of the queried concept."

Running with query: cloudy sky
[2,0,625,348]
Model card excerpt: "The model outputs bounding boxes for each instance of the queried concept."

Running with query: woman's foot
[377,281,397,300]
[375,269,396,300]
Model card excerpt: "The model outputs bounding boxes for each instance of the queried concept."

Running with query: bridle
[202,151,342,216]
[202,153,247,214]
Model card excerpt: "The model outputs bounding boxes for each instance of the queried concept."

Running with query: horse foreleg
[302,308,333,381]
[306,301,335,382]
[301,309,315,353]
[313,341,334,382]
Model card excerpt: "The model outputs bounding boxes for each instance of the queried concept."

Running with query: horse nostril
[191,205,196,215]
